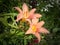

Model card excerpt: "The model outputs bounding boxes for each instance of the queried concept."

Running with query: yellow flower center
[21,18,26,22]
[23,11,29,18]
[32,25,37,32]
[21,11,29,22]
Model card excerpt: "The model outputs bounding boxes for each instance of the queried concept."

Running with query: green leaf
[10,29,16,34]
[53,28,60,33]
[27,35,33,39]
[0,13,17,16]
[0,17,8,26]
[16,32,24,36]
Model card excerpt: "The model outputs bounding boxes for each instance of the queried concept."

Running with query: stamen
[24,11,28,18]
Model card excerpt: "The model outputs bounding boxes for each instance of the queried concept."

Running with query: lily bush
[6,3,49,45]
[14,3,50,42]
[0,3,50,45]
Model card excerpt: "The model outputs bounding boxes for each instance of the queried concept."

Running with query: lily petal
[34,13,42,18]
[32,18,39,24]
[22,3,29,12]
[38,27,50,34]
[16,14,23,22]
[37,21,45,28]
[29,8,36,15]
[14,7,22,13]
[34,33,41,42]
[25,28,33,34]
[28,14,34,19]
[26,19,31,24]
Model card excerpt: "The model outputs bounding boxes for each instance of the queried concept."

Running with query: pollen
[32,25,37,32]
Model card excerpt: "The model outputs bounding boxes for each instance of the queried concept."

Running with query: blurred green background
[0,0,60,45]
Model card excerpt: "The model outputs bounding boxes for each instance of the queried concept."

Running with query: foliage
[0,0,60,45]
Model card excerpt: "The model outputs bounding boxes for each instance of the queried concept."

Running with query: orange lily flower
[14,3,42,23]
[25,18,50,42]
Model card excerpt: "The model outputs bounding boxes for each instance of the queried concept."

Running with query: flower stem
[24,39,27,45]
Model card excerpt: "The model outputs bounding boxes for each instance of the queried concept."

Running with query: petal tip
[33,8,36,11]
[23,3,26,5]
[40,15,42,17]
[14,7,18,9]
[41,21,45,24]
[25,32,28,34]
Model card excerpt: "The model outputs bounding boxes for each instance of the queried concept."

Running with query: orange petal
[38,27,50,34]
[22,3,29,12]
[26,19,31,24]
[28,14,34,19]
[29,8,36,15]
[16,14,23,22]
[32,18,39,24]
[14,7,22,13]
[37,21,45,28]
[34,33,41,42]
[34,13,42,18]
[25,28,33,34]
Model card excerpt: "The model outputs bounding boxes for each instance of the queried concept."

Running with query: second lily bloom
[25,18,50,42]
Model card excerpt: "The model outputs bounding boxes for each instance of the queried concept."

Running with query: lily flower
[14,3,42,23]
[25,18,50,42]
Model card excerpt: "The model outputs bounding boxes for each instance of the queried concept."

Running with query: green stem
[8,24,18,29]
[24,38,27,45]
